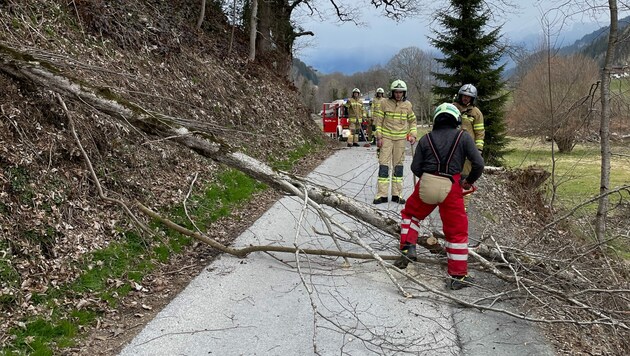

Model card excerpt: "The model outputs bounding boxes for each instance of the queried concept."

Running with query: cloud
[295,1,620,75]
[302,45,401,74]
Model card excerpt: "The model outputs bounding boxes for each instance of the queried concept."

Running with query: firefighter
[372,80,417,204]
[453,84,484,179]
[393,103,484,290]
[368,87,386,145]
[344,88,363,147]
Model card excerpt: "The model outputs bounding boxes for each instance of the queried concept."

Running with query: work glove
[376,138,383,148]
[461,179,472,190]
[460,179,477,196]
[407,135,416,145]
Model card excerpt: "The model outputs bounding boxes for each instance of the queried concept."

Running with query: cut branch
[136,202,440,265]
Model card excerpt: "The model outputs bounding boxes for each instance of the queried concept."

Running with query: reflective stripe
[446,242,469,249]
[409,224,420,232]
[447,253,468,261]
[380,127,411,135]
[401,228,409,235]
[402,219,411,224]
[411,216,420,222]
[473,124,484,129]
[378,178,390,183]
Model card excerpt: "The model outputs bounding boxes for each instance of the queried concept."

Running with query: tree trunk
[228,0,237,55]
[196,0,206,29]
[248,0,258,61]
[256,0,272,54]
[596,0,618,241]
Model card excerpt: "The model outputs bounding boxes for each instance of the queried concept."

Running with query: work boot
[363,143,371,148]
[448,275,475,290]
[391,196,406,204]
[352,142,360,147]
[393,244,417,269]
[372,197,388,204]
[347,143,352,148]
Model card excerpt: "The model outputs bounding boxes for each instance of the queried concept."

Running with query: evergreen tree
[430,0,509,165]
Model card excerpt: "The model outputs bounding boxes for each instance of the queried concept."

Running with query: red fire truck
[321,99,370,141]
[321,100,349,140]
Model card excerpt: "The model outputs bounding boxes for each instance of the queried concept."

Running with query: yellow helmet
[433,103,461,125]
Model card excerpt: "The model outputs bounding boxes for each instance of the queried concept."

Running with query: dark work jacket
[411,128,485,184]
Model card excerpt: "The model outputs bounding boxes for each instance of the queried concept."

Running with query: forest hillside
[0,0,330,353]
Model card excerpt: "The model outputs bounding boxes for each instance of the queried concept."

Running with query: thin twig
[56,93,155,240]
[183,172,203,234]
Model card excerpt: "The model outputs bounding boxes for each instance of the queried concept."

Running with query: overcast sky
[294,1,617,74]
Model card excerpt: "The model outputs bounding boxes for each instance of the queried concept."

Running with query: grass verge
[503,136,630,212]
[1,142,321,355]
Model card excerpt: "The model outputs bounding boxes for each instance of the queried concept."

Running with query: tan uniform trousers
[461,159,475,210]
[348,119,360,144]
[376,138,406,198]
[462,159,472,177]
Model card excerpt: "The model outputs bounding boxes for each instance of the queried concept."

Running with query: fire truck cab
[321,99,350,141]
[321,99,371,142]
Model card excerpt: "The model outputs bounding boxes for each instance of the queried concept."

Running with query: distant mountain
[559,15,630,64]
[506,16,630,81]
[291,58,319,85]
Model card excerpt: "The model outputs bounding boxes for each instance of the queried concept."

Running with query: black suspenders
[425,131,465,182]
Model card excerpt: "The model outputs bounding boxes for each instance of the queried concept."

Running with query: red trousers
[400,173,469,276]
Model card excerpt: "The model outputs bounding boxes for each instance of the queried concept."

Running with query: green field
[503,136,630,211]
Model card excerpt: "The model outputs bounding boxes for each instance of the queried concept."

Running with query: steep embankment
[0,1,328,354]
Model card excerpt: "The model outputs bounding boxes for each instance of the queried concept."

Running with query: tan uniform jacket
[344,98,364,125]
[453,102,484,150]
[374,98,417,141]
[370,97,386,114]
[369,97,385,124]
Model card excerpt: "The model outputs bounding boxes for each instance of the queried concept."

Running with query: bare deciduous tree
[387,46,436,124]
[595,0,618,241]
[507,54,599,153]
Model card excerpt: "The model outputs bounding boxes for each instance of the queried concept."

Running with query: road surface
[119,144,554,356]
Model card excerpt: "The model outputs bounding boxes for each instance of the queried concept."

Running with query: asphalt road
[119,142,555,356]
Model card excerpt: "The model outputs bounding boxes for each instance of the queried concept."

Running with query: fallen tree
[2,43,629,339]
[0,44,400,235]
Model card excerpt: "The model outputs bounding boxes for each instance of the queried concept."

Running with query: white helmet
[458,84,477,105]
[376,87,384,94]
[352,88,361,94]
[458,84,477,98]
[390,80,407,92]
[389,80,407,100]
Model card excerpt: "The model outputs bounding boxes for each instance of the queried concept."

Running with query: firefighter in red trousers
[393,103,484,290]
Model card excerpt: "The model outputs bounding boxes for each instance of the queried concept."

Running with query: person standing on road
[393,103,484,290]
[368,87,386,145]
[453,84,484,180]
[344,88,363,147]
[372,80,417,204]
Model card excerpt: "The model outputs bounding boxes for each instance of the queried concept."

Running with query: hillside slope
[0,1,330,353]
